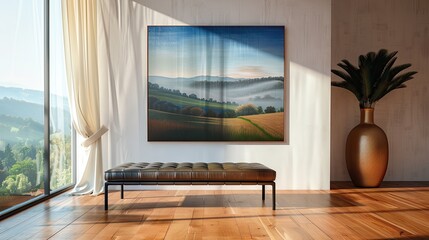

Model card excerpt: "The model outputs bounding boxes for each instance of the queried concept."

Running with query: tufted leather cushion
[105,162,276,182]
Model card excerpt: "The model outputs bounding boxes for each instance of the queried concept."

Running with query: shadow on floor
[331,181,429,189]
[112,192,361,209]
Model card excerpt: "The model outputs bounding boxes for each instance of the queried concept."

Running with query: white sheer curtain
[97,0,145,170]
[62,0,108,195]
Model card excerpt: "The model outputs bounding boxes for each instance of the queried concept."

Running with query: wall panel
[331,0,429,181]
[98,0,331,189]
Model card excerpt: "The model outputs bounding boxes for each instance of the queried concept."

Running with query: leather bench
[104,162,276,210]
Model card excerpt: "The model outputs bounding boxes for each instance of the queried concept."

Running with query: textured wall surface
[331,0,429,180]
[98,0,331,189]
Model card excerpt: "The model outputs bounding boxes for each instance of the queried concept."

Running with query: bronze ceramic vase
[346,108,388,187]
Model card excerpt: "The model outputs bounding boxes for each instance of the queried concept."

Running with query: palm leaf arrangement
[331,49,417,108]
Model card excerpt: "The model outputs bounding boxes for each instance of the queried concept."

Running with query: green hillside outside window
[0,0,74,217]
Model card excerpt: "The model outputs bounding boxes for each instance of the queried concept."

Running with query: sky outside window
[0,0,44,91]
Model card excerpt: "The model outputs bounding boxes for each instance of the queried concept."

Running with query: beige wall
[99,0,331,190]
[331,0,429,180]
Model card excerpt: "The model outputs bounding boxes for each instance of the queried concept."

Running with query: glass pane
[0,0,45,212]
[50,0,72,191]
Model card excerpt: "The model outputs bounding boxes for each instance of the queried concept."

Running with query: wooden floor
[0,182,429,240]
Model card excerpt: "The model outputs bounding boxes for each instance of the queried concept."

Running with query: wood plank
[290,214,332,240]
[1,182,429,239]
[163,207,194,240]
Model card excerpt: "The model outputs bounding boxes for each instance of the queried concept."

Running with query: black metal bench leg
[121,184,124,199]
[262,185,265,200]
[104,182,109,210]
[272,182,276,210]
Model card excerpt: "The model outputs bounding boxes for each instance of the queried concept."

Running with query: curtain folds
[62,0,108,195]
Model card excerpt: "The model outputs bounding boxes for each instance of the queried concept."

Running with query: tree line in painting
[149,82,284,119]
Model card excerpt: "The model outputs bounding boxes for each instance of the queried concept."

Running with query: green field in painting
[149,89,237,111]
[148,110,283,141]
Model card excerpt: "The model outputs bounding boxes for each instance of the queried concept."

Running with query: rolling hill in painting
[148,75,284,141]
[149,75,284,109]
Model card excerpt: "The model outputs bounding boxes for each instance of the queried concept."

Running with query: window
[0,0,73,216]
[49,0,73,191]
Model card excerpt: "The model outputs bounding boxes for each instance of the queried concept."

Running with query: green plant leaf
[331,49,417,106]
[338,60,362,88]
[388,63,412,80]
[387,71,417,91]
[370,57,397,101]
[332,81,361,101]
[380,71,417,99]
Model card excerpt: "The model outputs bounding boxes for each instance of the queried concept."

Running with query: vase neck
[360,108,374,124]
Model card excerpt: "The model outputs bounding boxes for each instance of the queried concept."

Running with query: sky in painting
[148,26,284,79]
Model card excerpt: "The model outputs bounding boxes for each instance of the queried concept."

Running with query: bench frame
[104,181,276,210]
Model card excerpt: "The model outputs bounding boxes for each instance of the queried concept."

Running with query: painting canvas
[147,26,285,141]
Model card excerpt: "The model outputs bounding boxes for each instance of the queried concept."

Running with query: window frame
[0,0,75,220]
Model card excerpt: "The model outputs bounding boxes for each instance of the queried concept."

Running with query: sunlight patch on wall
[289,61,330,189]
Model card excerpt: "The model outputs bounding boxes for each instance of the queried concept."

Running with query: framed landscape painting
[147,26,285,141]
